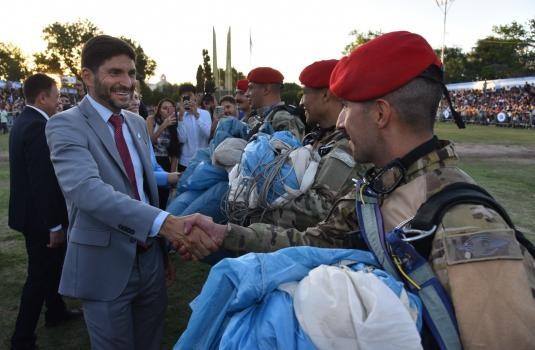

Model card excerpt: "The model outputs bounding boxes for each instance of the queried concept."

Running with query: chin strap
[441,84,465,129]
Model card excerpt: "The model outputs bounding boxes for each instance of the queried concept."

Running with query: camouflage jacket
[224,139,535,347]
[223,130,367,254]
[246,102,305,141]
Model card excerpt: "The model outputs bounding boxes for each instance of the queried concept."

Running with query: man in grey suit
[45,35,218,350]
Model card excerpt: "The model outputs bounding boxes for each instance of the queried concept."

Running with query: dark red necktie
[109,114,140,200]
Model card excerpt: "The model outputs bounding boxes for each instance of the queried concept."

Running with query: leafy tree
[195,65,204,92]
[434,47,471,83]
[120,37,157,82]
[202,49,215,93]
[467,17,535,80]
[281,83,302,106]
[33,20,158,82]
[342,30,382,55]
[34,19,101,78]
[216,68,245,90]
[0,42,30,81]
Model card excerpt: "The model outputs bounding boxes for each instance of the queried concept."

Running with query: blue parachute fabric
[240,131,302,205]
[209,117,249,154]
[219,290,314,350]
[174,247,381,350]
[166,190,204,216]
[170,118,248,214]
[176,148,212,193]
[180,181,229,224]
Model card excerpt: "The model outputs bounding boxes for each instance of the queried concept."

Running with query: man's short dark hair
[81,35,136,72]
[383,65,443,131]
[23,73,56,104]
[178,83,196,96]
[219,95,236,104]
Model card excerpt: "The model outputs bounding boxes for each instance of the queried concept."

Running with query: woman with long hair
[146,98,180,209]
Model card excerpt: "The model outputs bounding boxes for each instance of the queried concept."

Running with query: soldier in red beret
[234,79,252,121]
[174,60,366,259]
[178,31,535,349]
[332,31,535,349]
[244,67,305,140]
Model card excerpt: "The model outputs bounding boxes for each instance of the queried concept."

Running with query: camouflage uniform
[377,140,535,349]
[223,139,535,348]
[246,102,305,141]
[223,129,367,254]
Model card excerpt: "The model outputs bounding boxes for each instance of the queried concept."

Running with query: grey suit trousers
[81,244,167,350]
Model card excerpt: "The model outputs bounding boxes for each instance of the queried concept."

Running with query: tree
[33,20,158,82]
[0,43,30,81]
[342,30,382,55]
[195,65,204,92]
[120,37,157,82]
[34,19,101,78]
[202,49,215,93]
[466,17,535,80]
[216,68,245,90]
[281,83,302,106]
[434,47,471,83]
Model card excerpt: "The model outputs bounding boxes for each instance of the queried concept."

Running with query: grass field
[0,124,534,349]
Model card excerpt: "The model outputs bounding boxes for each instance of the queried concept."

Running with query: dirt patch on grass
[454,143,535,161]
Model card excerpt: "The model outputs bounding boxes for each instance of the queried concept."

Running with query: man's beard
[94,78,133,111]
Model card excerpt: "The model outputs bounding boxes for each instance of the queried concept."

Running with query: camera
[182,95,191,110]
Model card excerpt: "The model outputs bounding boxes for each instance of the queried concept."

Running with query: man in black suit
[9,73,82,350]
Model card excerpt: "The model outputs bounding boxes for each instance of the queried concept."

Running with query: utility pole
[435,0,455,69]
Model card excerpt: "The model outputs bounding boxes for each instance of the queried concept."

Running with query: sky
[1,0,534,85]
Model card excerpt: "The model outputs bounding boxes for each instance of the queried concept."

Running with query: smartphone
[215,105,224,118]
[182,95,191,110]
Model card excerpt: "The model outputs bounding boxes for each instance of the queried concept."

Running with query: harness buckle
[395,216,437,242]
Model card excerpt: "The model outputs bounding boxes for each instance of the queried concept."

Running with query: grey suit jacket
[46,97,163,301]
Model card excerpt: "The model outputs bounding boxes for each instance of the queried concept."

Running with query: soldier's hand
[159,215,219,260]
[183,213,227,245]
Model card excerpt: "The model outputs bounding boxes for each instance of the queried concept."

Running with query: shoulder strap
[411,182,535,258]
[355,181,463,350]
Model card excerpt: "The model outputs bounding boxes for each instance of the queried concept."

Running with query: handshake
[159,214,227,260]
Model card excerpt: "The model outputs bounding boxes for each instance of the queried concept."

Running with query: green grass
[458,158,535,236]
[1,125,534,349]
[435,122,535,145]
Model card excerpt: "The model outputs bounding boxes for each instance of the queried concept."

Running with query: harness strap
[355,181,462,350]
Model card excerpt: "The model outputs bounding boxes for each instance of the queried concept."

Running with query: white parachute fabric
[291,265,422,350]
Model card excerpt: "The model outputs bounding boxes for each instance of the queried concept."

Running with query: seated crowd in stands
[438,83,535,127]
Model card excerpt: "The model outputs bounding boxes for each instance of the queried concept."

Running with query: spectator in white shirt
[176,83,211,171]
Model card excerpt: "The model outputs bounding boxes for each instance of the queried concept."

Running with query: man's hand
[167,172,181,186]
[47,230,65,248]
[159,215,219,260]
[178,214,227,260]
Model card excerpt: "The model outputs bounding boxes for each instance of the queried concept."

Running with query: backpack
[355,180,534,350]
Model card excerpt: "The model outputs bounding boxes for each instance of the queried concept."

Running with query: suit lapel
[78,98,128,178]
[124,113,158,205]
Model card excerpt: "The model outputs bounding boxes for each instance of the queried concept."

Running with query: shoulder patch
[444,228,523,265]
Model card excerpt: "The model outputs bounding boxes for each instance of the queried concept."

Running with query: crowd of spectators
[439,83,535,128]
[0,87,25,126]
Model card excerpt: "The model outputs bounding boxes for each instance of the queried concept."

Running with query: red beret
[330,31,442,102]
[236,79,249,92]
[299,59,339,88]
[247,67,284,84]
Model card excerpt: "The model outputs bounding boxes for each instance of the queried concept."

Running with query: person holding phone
[176,83,212,172]
[146,98,179,208]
